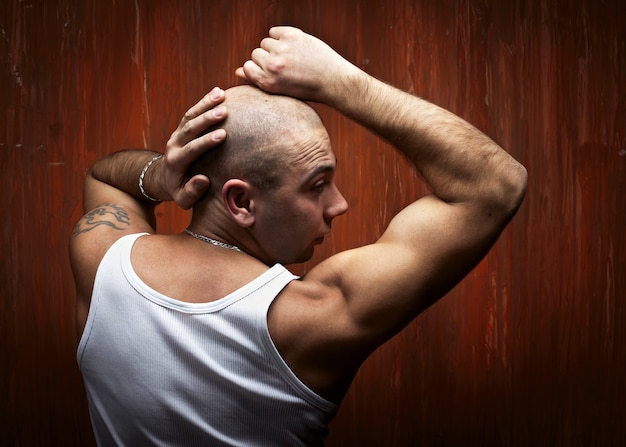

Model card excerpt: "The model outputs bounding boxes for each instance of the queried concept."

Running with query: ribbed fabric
[77,233,337,447]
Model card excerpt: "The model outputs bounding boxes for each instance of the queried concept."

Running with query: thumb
[178,175,210,210]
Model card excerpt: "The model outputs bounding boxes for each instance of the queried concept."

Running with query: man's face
[252,125,348,265]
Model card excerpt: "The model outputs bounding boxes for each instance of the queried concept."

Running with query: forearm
[85,150,165,211]
[237,27,526,211]
[330,70,527,208]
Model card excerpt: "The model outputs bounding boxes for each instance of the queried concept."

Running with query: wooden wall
[1,0,624,445]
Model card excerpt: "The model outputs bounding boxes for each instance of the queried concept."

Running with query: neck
[189,206,271,265]
[184,228,242,252]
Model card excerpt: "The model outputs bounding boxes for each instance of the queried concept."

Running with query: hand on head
[162,87,228,209]
[165,26,356,211]
[235,26,358,104]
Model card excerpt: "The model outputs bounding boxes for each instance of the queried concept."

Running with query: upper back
[79,233,337,446]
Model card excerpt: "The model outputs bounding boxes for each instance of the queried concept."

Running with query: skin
[70,28,527,405]
[186,86,348,266]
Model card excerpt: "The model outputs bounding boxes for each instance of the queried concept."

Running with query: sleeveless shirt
[77,233,337,446]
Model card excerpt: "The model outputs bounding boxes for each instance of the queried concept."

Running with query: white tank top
[78,233,337,446]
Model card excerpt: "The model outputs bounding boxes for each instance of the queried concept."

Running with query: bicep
[70,175,155,301]
[309,194,506,347]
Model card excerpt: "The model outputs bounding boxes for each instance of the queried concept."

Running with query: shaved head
[190,85,327,202]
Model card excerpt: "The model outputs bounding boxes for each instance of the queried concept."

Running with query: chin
[283,248,315,265]
[299,247,316,263]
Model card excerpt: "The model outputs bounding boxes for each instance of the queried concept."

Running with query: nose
[324,184,349,220]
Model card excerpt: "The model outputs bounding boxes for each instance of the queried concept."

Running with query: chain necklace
[184,228,242,252]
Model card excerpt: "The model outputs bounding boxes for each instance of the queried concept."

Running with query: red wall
[1,0,624,445]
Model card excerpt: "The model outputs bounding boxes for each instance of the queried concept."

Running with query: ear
[222,179,256,228]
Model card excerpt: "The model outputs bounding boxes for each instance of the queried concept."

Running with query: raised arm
[70,88,228,336]
[237,28,527,367]
[237,27,525,208]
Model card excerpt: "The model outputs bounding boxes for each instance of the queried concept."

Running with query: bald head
[190,85,326,201]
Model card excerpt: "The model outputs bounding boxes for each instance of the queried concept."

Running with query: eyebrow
[302,157,338,185]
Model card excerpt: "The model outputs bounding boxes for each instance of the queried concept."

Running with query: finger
[177,174,210,210]
[269,26,292,39]
[188,105,227,137]
[238,60,267,86]
[182,89,224,124]
[234,66,248,80]
[250,47,270,68]
[260,36,279,52]
[187,128,227,160]
[173,104,227,147]
[181,87,225,124]
[167,128,226,171]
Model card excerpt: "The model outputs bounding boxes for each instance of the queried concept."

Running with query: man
[71,27,527,446]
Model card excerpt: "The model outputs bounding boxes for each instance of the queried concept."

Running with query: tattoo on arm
[72,204,131,236]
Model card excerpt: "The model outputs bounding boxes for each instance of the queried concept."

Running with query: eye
[312,180,326,193]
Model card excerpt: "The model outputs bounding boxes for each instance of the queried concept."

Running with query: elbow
[510,161,528,208]
[497,160,528,218]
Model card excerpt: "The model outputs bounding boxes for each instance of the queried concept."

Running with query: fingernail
[210,87,223,101]
[213,105,226,118]
[212,129,226,141]
[193,178,209,191]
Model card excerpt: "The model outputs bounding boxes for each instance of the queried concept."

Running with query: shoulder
[70,202,152,264]
[70,202,154,304]
[265,232,436,400]
[268,246,383,357]
[267,251,374,401]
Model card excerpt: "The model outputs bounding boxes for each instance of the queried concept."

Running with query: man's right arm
[237,27,527,376]
[70,89,227,338]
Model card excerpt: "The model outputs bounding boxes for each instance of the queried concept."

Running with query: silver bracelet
[138,154,163,202]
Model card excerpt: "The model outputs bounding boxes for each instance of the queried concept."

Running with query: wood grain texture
[1,0,624,445]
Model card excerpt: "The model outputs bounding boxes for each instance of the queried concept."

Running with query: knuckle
[183,110,194,122]
[266,59,285,75]
[258,78,277,92]
[197,113,213,133]
[251,47,264,60]
[163,150,176,165]
[165,136,179,153]
[164,149,183,169]
[181,120,193,135]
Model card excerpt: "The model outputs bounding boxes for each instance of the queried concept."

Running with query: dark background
[1,0,624,445]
